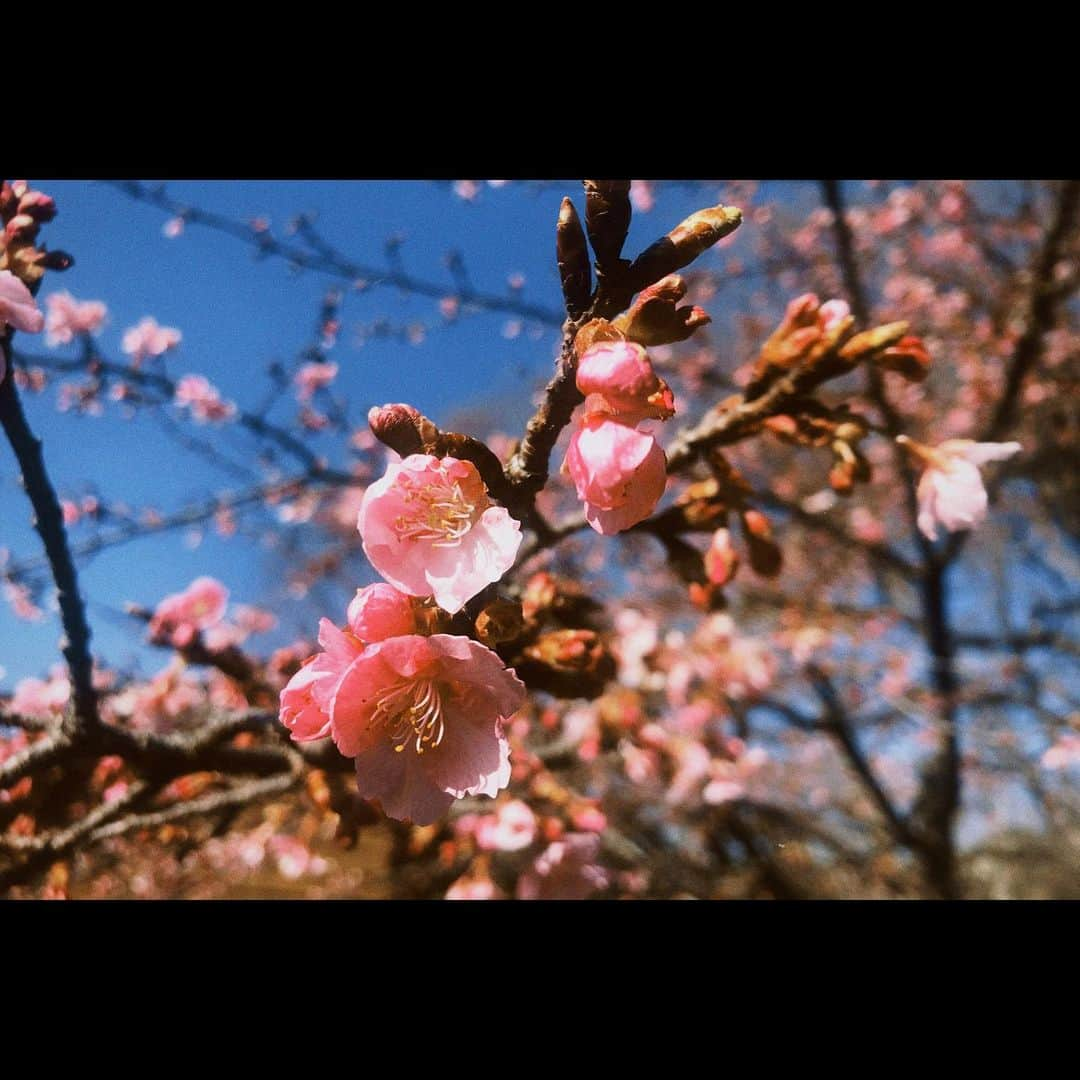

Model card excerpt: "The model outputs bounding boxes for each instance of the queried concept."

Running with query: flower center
[392,475,480,546]
[373,677,446,755]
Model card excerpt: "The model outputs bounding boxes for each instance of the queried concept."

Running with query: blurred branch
[106,181,565,328]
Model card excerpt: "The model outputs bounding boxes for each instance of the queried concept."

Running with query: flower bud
[837,321,909,362]
[556,197,592,319]
[367,402,424,456]
[877,335,931,382]
[628,204,742,293]
[704,527,740,586]
[576,340,675,422]
[741,509,782,577]
[475,598,526,648]
[583,179,632,271]
[517,628,616,699]
[17,191,57,223]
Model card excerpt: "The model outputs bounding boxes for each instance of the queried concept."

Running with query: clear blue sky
[3,179,783,686]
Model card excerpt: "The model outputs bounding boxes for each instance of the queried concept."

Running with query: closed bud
[556,197,592,319]
[612,272,712,346]
[741,509,782,577]
[517,628,616,699]
[17,191,57,223]
[367,402,424,455]
[628,204,742,292]
[40,249,74,272]
[877,335,931,381]
[583,179,633,270]
[521,571,558,621]
[704,527,740,586]
[475,599,525,648]
[838,320,909,362]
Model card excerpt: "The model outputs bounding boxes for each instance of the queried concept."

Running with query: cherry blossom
[357,454,522,614]
[174,374,237,424]
[122,316,181,366]
[0,270,44,351]
[898,436,1023,541]
[148,576,229,648]
[330,633,525,825]
[294,362,338,402]
[43,291,107,346]
[564,415,667,535]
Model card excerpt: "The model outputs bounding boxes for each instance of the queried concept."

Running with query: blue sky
[3,179,772,686]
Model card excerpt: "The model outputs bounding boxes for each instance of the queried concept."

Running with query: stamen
[373,677,447,755]
[392,475,481,546]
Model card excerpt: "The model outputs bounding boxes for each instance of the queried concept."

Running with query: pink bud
[576,340,675,422]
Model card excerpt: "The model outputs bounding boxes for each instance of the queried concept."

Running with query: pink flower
[898,436,1023,541]
[8,672,70,720]
[294,361,339,402]
[576,341,674,422]
[564,415,667,535]
[346,582,417,641]
[43,292,107,346]
[0,270,44,335]
[474,798,537,852]
[122,316,181,366]
[329,633,525,825]
[148,576,229,647]
[174,374,237,423]
[517,833,610,900]
[357,454,522,614]
[279,618,363,742]
[630,179,655,214]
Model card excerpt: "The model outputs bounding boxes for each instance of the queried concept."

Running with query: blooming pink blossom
[474,798,537,852]
[122,316,181,366]
[8,672,70,720]
[576,341,674,422]
[329,633,524,825]
[517,833,610,900]
[564,415,667,535]
[898,436,1023,541]
[43,291,107,346]
[279,617,364,742]
[357,454,522,614]
[174,374,237,423]
[148,576,229,647]
[0,271,44,342]
[294,361,338,402]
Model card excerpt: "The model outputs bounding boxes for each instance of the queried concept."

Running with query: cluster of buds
[465,571,614,699]
[637,454,783,610]
[556,180,741,320]
[1,180,72,289]
[747,293,930,399]
[764,403,873,495]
